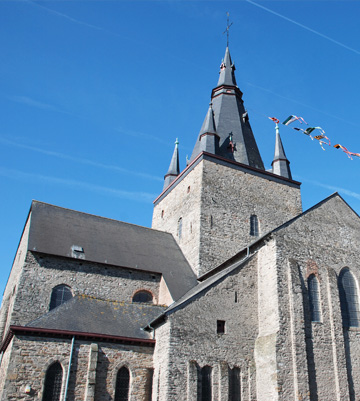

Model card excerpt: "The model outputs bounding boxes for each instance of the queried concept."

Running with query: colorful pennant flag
[334,144,360,160]
[282,115,307,126]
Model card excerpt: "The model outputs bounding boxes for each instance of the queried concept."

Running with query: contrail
[245,0,360,56]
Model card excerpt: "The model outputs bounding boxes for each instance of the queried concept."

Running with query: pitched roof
[27,201,198,301]
[27,295,166,340]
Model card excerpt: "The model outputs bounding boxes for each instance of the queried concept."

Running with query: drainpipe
[63,336,75,401]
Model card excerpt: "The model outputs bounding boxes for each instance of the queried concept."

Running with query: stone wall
[0,216,31,341]
[0,335,153,401]
[152,161,203,276]
[6,251,162,329]
[153,157,302,277]
[152,255,259,400]
[274,194,360,400]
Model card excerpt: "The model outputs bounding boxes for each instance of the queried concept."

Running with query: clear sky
[1,0,360,296]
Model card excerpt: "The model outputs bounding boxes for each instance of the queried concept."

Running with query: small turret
[163,139,180,190]
[271,124,292,179]
[198,103,219,155]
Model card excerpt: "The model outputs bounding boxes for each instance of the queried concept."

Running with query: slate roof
[272,124,292,179]
[26,201,198,301]
[190,46,264,170]
[27,295,166,340]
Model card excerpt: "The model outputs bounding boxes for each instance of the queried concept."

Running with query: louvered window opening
[115,367,130,401]
[42,362,62,401]
[132,291,153,303]
[49,285,73,310]
[308,274,321,322]
[229,367,241,401]
[249,215,259,237]
[198,366,212,401]
[339,268,360,328]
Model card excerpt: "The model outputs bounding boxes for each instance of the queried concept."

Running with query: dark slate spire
[190,47,264,170]
[163,139,180,190]
[198,103,219,155]
[271,124,292,179]
[217,47,237,87]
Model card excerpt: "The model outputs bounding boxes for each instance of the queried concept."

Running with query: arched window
[339,268,360,328]
[229,367,241,401]
[308,274,321,322]
[132,290,153,304]
[42,362,63,401]
[115,367,130,401]
[49,285,73,311]
[250,215,259,237]
[178,217,183,240]
[198,366,212,401]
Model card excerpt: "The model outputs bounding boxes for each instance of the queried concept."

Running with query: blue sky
[1,0,360,296]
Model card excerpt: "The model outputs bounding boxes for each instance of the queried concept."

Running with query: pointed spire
[190,46,264,170]
[272,124,292,179]
[217,47,237,87]
[163,139,180,190]
[198,103,219,155]
[200,103,216,135]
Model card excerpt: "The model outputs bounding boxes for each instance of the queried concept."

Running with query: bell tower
[152,47,302,277]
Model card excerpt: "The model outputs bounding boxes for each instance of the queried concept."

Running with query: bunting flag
[267,113,357,159]
[334,144,360,159]
[282,115,307,126]
[314,134,331,151]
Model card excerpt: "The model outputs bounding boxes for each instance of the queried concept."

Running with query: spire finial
[223,12,233,47]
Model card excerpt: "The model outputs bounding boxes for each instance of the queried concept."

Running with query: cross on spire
[223,12,233,47]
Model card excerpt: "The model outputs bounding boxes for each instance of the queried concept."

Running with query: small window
[229,367,241,401]
[132,291,153,304]
[308,274,321,322]
[145,368,154,401]
[217,320,225,334]
[115,367,130,401]
[49,285,73,311]
[42,362,63,401]
[339,268,360,328]
[250,215,259,237]
[178,217,183,240]
[198,366,212,401]
[161,210,164,218]
[187,186,191,193]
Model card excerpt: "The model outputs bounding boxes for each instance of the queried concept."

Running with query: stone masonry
[153,155,302,277]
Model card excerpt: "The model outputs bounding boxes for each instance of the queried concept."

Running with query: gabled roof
[27,295,166,340]
[27,201,198,301]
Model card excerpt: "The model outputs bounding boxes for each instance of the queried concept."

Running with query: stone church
[1,45,360,401]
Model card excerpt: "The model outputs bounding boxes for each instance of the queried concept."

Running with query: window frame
[49,285,73,311]
[308,274,322,323]
[338,268,360,328]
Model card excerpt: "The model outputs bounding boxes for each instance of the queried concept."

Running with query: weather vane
[223,12,233,47]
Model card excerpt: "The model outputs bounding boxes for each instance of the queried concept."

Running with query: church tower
[152,47,302,277]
